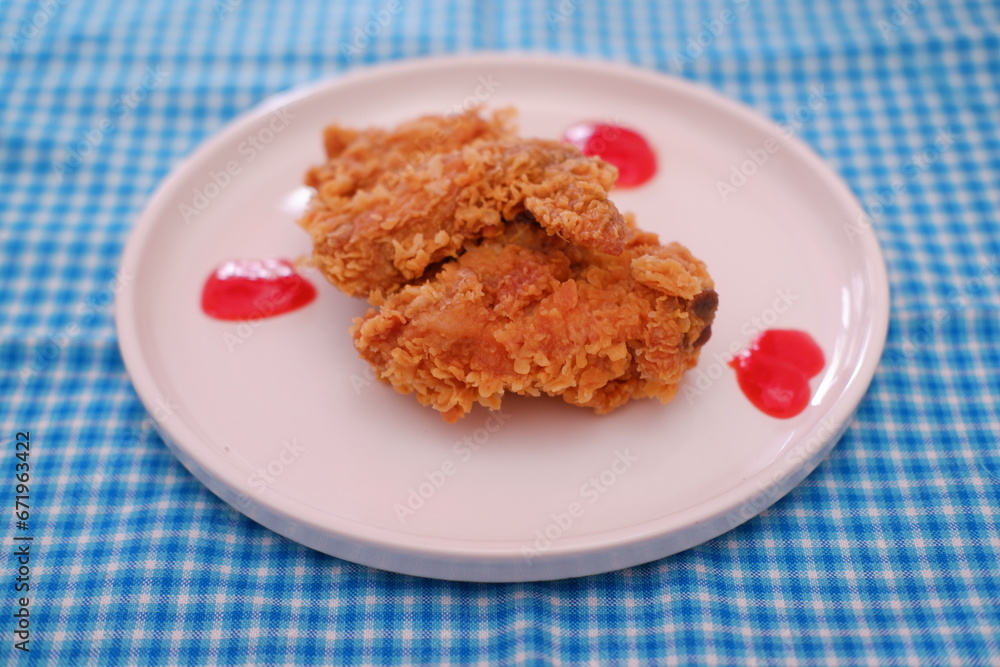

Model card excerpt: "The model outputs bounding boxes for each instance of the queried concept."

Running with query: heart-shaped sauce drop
[563,122,657,188]
[728,329,825,419]
[201,258,317,321]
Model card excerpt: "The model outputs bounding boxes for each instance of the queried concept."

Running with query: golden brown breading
[299,109,718,422]
[304,107,517,197]
[351,219,717,422]
[298,109,627,297]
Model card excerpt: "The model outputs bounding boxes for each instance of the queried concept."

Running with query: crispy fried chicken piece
[351,218,717,422]
[304,108,517,197]
[299,110,627,297]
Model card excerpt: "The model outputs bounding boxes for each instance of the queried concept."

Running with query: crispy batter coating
[299,109,627,297]
[351,219,717,422]
[304,107,517,197]
[299,109,718,421]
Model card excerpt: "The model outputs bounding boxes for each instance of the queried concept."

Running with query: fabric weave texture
[0,0,998,664]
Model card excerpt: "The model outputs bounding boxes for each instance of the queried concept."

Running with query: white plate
[116,54,889,582]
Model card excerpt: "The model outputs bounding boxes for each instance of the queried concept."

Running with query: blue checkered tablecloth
[2,0,999,664]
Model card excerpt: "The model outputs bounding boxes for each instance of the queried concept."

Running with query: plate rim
[115,52,891,581]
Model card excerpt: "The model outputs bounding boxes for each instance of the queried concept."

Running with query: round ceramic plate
[116,54,889,582]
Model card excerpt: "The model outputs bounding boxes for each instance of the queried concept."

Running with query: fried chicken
[299,109,628,297]
[351,218,717,422]
[298,109,718,422]
[304,107,517,198]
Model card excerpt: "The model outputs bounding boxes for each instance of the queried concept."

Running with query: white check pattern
[1,0,998,664]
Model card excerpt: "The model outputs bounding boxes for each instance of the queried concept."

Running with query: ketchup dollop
[201,258,316,321]
[728,329,825,419]
[563,122,657,188]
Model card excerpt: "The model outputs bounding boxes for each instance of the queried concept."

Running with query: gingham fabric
[2,0,999,664]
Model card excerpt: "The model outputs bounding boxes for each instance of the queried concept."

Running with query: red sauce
[728,330,825,419]
[201,258,316,321]
[563,122,657,188]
